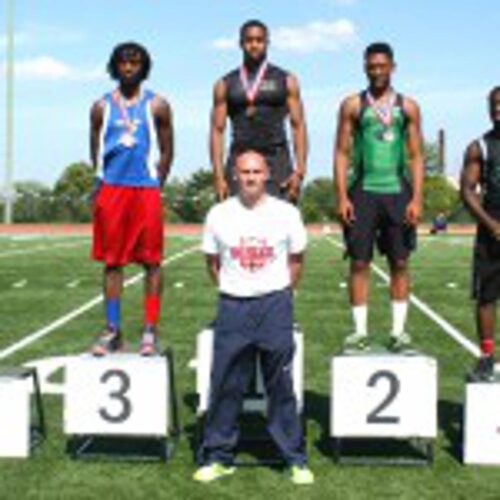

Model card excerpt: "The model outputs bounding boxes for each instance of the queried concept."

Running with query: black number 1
[99,369,132,423]
[366,370,400,424]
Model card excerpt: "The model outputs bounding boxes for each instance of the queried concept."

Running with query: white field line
[12,279,27,289]
[0,240,88,259]
[66,279,81,289]
[0,244,200,360]
[326,237,480,358]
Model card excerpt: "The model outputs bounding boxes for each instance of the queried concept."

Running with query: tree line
[3,145,466,224]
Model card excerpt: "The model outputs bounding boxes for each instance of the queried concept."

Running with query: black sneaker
[91,327,123,356]
[469,355,495,382]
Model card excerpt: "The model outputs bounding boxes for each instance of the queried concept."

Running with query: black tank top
[224,63,289,154]
[479,133,500,209]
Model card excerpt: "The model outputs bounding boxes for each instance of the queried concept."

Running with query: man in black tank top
[461,86,500,380]
[210,19,308,203]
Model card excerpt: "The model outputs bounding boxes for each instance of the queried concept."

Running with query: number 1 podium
[64,350,179,462]
[464,370,500,465]
[331,348,437,465]
[0,367,45,458]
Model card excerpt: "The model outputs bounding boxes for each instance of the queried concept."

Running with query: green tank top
[350,91,408,194]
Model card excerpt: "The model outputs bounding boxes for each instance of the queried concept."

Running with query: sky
[0,0,498,188]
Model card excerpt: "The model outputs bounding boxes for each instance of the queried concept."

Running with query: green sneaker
[193,463,236,483]
[343,332,369,352]
[388,332,412,353]
[289,465,315,485]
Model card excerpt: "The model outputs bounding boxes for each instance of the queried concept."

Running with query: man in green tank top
[334,42,424,351]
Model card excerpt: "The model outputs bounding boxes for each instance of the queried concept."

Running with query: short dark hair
[239,19,269,43]
[489,86,500,103]
[107,41,152,81]
[364,42,394,61]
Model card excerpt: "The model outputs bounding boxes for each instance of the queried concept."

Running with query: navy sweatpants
[199,287,306,466]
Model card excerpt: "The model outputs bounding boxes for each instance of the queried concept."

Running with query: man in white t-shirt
[193,151,314,485]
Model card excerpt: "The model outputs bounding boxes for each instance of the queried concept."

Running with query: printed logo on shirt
[230,237,274,272]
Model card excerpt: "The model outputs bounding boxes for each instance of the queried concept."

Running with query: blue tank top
[98,89,159,188]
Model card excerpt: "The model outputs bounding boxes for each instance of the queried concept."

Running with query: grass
[0,232,498,500]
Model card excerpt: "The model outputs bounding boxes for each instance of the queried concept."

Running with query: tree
[423,175,461,222]
[299,177,335,223]
[13,181,53,222]
[53,162,95,222]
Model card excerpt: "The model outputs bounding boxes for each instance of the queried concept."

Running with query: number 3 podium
[64,350,180,461]
[331,349,438,465]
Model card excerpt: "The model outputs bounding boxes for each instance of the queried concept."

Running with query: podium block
[195,326,304,415]
[65,354,168,437]
[464,379,500,465]
[331,353,437,439]
[0,368,45,458]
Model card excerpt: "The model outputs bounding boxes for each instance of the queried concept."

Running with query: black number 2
[99,369,132,423]
[366,370,400,424]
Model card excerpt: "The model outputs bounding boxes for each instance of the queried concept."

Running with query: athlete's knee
[105,265,122,274]
[144,263,162,276]
[351,260,370,273]
[389,258,408,273]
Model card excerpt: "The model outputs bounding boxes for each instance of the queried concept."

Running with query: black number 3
[99,369,132,423]
[366,370,400,424]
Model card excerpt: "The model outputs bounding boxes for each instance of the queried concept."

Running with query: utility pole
[4,0,15,223]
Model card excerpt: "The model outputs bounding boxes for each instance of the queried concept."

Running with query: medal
[120,133,136,148]
[381,129,395,142]
[367,90,397,142]
[240,60,268,119]
[113,90,139,147]
[246,105,257,118]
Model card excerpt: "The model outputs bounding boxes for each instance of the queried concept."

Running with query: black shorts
[226,146,293,199]
[472,217,500,304]
[343,182,416,262]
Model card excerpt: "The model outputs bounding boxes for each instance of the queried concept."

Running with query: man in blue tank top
[90,42,174,356]
[210,20,308,203]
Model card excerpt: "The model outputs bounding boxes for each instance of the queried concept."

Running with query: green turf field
[0,232,498,500]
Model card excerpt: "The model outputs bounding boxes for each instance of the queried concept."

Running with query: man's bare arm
[205,254,221,286]
[153,96,174,188]
[210,80,229,200]
[403,97,425,225]
[333,95,359,225]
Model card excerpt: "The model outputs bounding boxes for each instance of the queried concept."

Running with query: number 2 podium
[64,350,179,462]
[331,349,437,465]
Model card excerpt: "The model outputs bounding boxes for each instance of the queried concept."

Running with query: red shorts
[92,185,164,266]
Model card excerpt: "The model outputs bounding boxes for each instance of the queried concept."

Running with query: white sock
[392,301,408,337]
[352,305,368,336]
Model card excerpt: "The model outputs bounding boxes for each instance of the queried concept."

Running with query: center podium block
[331,351,437,463]
[65,354,169,438]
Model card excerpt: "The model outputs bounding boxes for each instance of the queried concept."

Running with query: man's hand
[405,197,422,226]
[214,175,229,201]
[281,171,303,203]
[488,220,500,240]
[336,196,355,226]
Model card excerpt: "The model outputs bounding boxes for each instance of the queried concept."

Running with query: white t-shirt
[202,196,307,297]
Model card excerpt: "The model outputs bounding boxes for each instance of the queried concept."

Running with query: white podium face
[331,354,438,438]
[0,377,31,458]
[64,354,168,437]
[464,382,500,465]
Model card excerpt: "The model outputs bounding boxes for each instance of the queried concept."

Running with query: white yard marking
[446,282,458,289]
[12,279,27,289]
[173,281,185,289]
[66,279,81,289]
[0,240,87,259]
[326,237,480,358]
[0,245,200,360]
